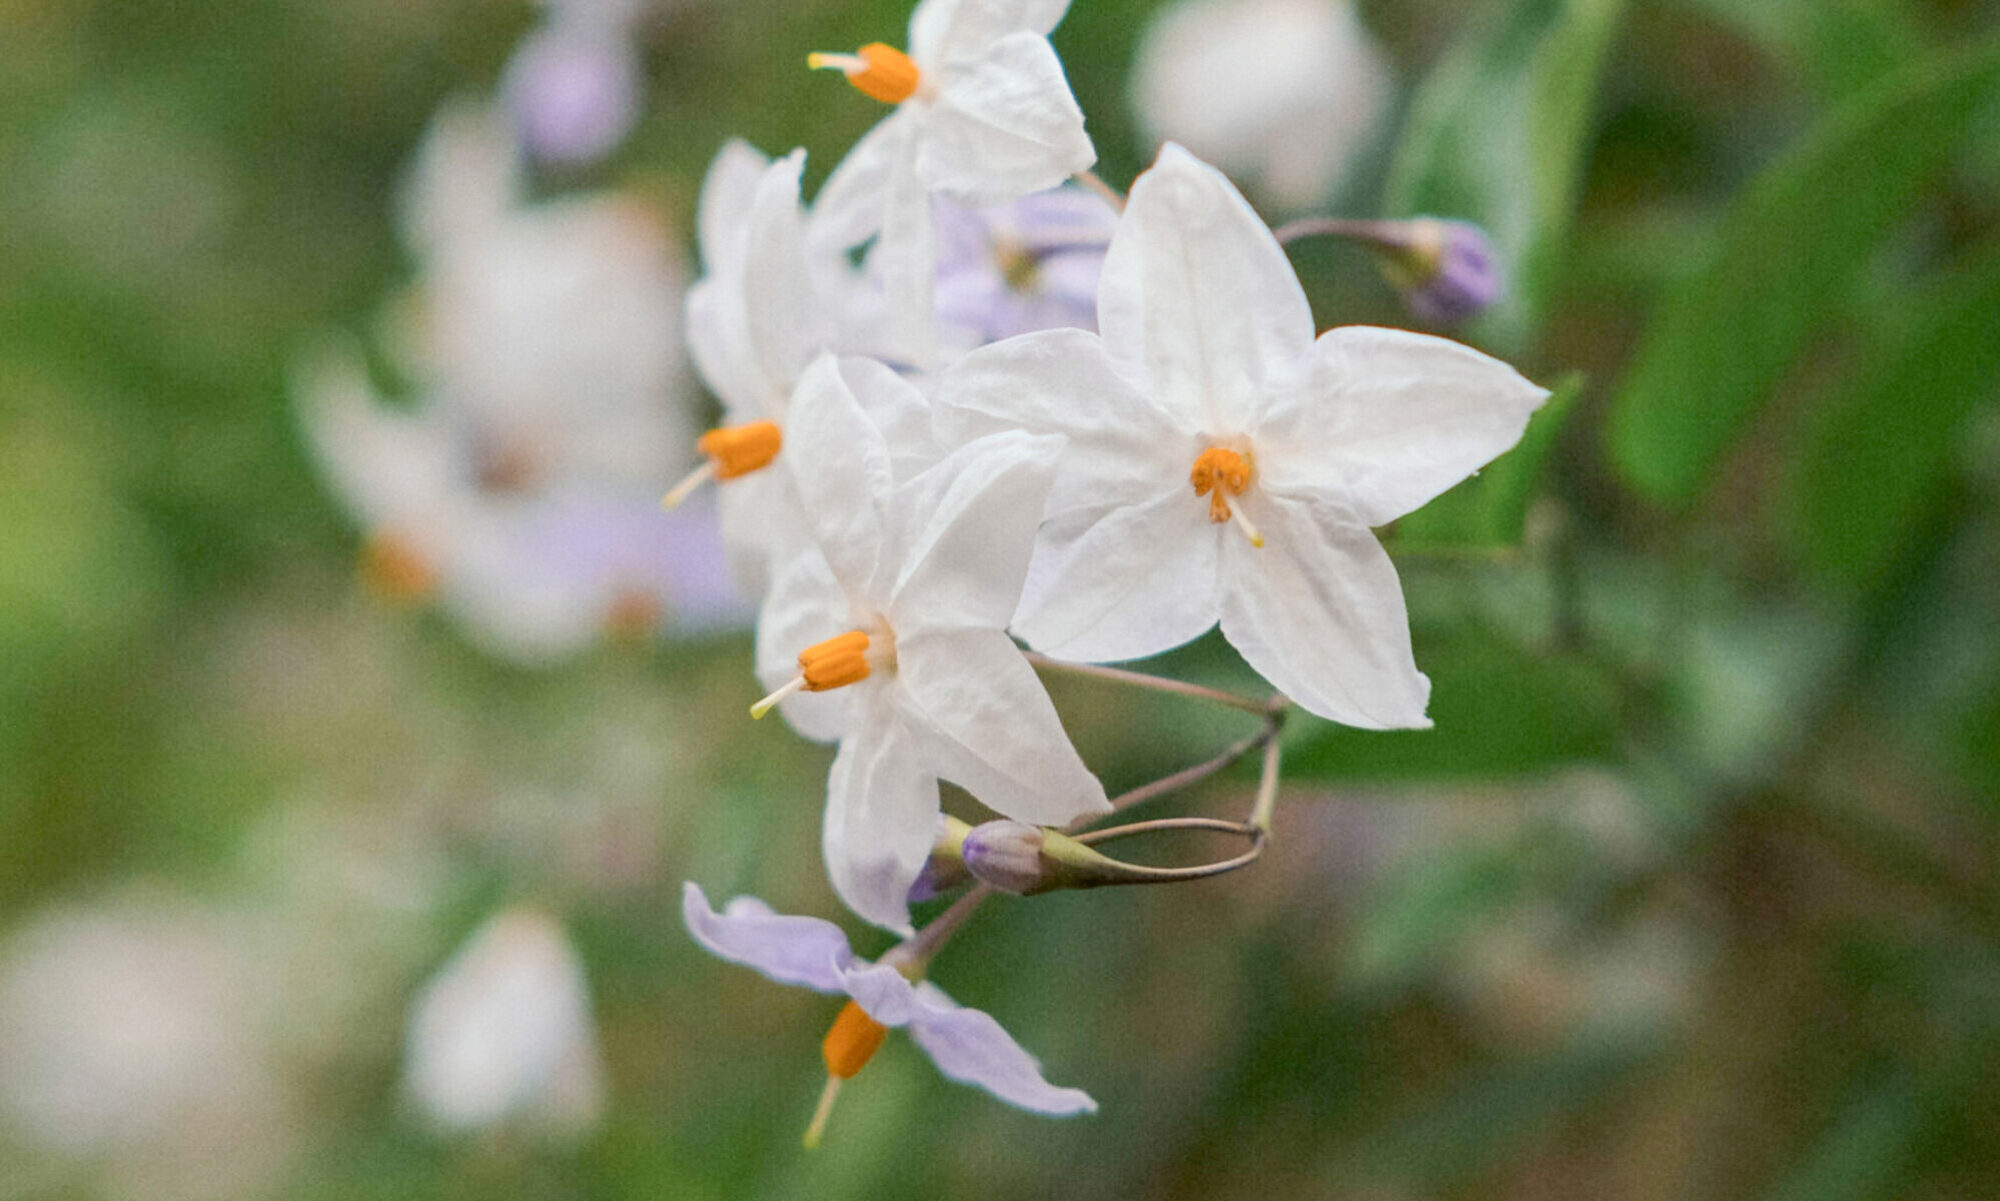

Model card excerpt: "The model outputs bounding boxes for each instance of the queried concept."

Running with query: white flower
[682,883,1096,1131]
[753,352,1107,931]
[807,0,1096,364]
[1130,0,1392,213]
[936,144,1548,729]
[403,906,605,1136]
[295,104,746,661]
[931,183,1118,354]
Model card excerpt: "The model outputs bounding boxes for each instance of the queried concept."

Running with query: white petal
[906,981,1097,1114]
[1096,143,1313,434]
[685,275,770,425]
[784,353,893,602]
[741,149,823,394]
[871,161,941,368]
[680,883,855,994]
[695,139,769,275]
[755,545,858,743]
[1012,487,1222,663]
[895,628,1108,825]
[1217,493,1429,729]
[811,108,919,254]
[841,355,940,479]
[836,961,923,1027]
[934,327,1189,516]
[823,694,941,932]
[1258,325,1550,525]
[886,431,1064,633]
[919,33,1095,207]
[911,0,1074,68]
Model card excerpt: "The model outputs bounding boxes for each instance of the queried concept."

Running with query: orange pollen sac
[360,532,436,604]
[1190,447,1254,523]
[813,43,922,105]
[697,420,783,480]
[799,630,873,691]
[821,999,890,1080]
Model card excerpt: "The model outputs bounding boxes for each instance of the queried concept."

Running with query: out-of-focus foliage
[4,0,2000,1198]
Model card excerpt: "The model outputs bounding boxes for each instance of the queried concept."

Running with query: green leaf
[1389,372,1582,551]
[1607,38,2000,505]
[1787,239,2000,595]
[1382,0,1627,352]
[1284,625,1619,781]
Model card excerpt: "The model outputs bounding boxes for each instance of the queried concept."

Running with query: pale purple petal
[906,981,1097,1114]
[504,26,640,167]
[681,883,855,994]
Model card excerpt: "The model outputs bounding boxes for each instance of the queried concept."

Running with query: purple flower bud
[961,821,1047,895]
[906,816,973,903]
[1355,217,1504,326]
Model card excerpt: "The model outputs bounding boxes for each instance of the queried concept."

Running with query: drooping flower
[931,183,1118,354]
[807,0,1096,364]
[682,882,1096,1143]
[403,906,605,1136]
[752,352,1108,931]
[936,143,1548,729]
[1130,0,1392,213]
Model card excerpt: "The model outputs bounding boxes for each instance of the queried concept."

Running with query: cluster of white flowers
[678,0,1548,1133]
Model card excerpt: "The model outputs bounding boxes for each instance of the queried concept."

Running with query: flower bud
[907,815,974,903]
[1358,217,1503,326]
[961,821,1047,894]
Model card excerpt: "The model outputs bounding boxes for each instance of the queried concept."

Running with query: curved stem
[1248,731,1283,832]
[1272,216,1392,246]
[1070,817,1266,882]
[1024,650,1277,716]
[1072,169,1126,212]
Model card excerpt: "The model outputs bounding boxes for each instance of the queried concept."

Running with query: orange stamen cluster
[800,630,872,691]
[697,420,783,480]
[811,44,922,105]
[1190,447,1253,524]
[821,1000,889,1080]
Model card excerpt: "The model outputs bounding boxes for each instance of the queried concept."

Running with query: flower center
[360,532,436,603]
[996,238,1041,293]
[1189,446,1264,547]
[751,626,898,719]
[808,43,922,105]
[662,420,783,509]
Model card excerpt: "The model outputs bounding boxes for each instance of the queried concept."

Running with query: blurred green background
[4,0,2000,1197]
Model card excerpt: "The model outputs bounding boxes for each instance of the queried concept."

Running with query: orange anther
[1190,447,1253,524]
[360,532,436,603]
[821,999,889,1080]
[697,420,783,480]
[800,630,872,691]
[811,43,922,105]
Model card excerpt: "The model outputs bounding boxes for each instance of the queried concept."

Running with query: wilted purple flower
[931,185,1119,352]
[682,883,1096,1145]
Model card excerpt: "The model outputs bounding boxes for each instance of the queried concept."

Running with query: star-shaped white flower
[754,352,1108,931]
[676,142,848,594]
[936,143,1549,729]
[807,0,1096,365]
[682,883,1096,1136]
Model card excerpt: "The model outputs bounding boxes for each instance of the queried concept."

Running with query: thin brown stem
[1272,216,1391,246]
[1024,651,1277,716]
[1072,169,1126,212]
[1082,720,1276,827]
[883,883,994,971]
[1070,817,1267,883]
[1248,732,1283,831]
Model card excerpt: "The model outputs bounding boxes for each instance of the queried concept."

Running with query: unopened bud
[961,821,1047,894]
[907,815,974,903]
[1361,217,1502,326]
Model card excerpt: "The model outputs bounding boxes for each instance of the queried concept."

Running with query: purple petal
[680,883,855,994]
[905,981,1097,1115]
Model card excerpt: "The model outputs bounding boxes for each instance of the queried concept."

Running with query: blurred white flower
[0,897,291,1199]
[1131,0,1392,213]
[298,103,747,662]
[403,906,606,1136]
[931,183,1118,355]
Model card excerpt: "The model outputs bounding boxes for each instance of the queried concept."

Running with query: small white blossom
[754,352,1107,931]
[937,144,1548,729]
